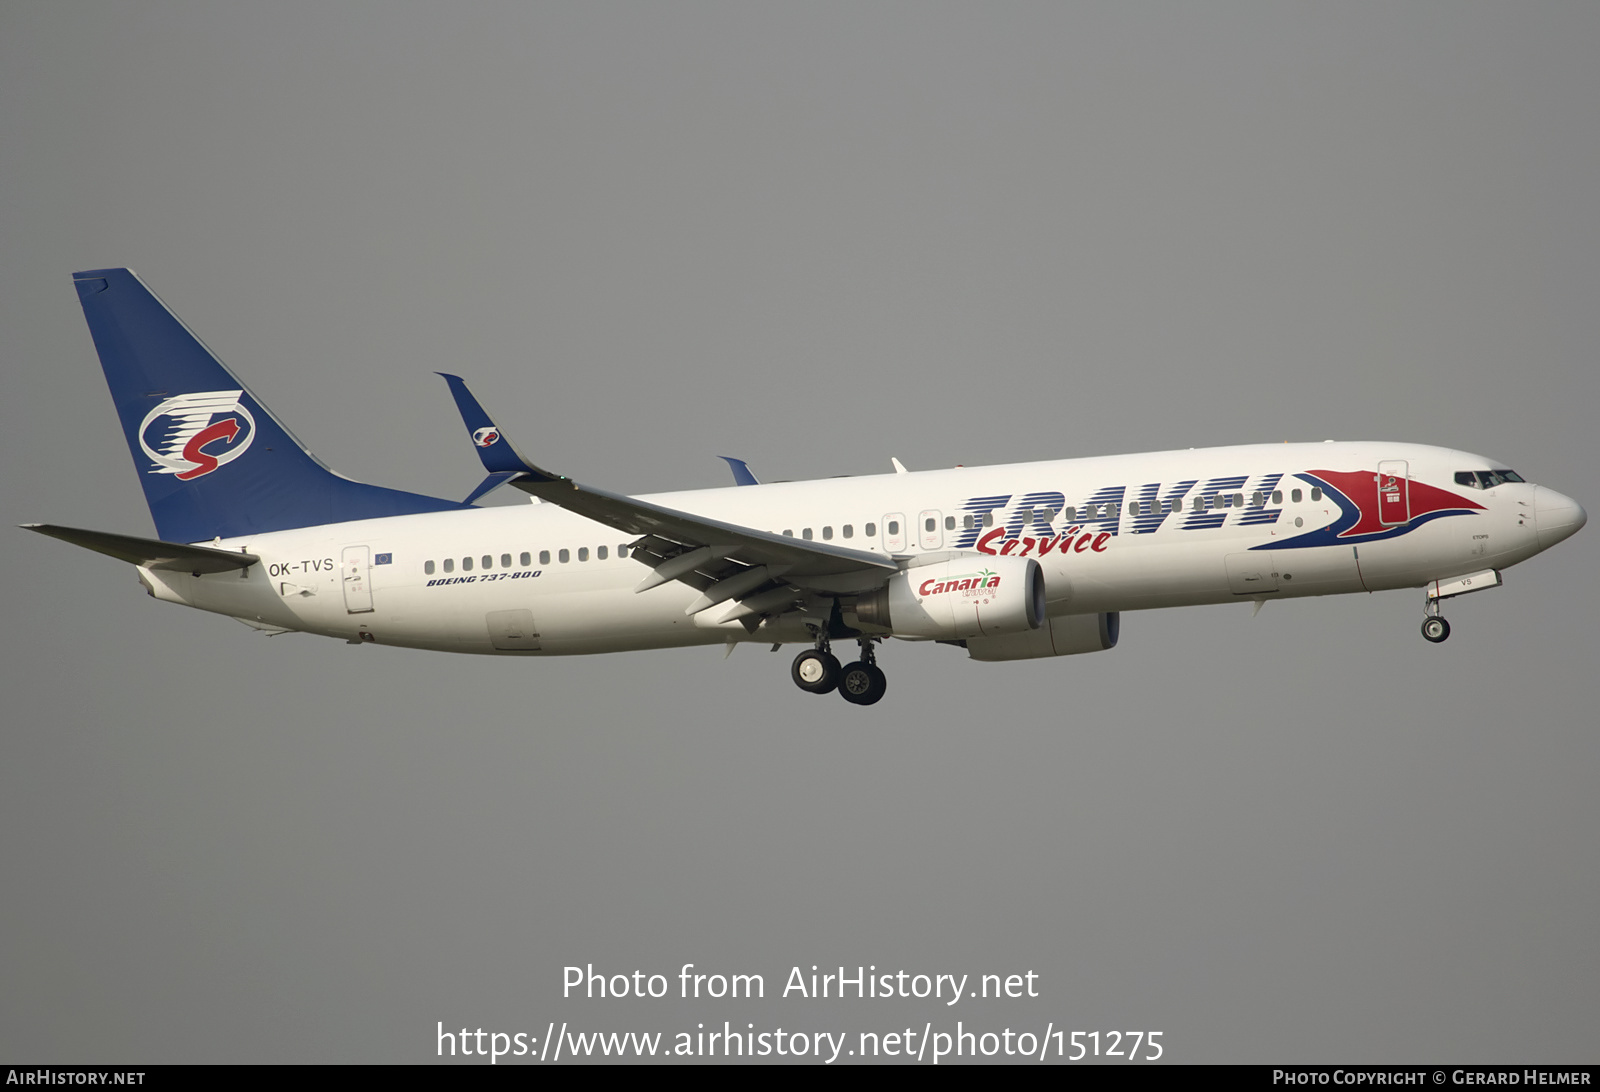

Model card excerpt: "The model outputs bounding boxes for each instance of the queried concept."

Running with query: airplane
[25,268,1587,706]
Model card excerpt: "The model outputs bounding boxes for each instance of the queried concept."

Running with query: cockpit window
[1455,469,1526,489]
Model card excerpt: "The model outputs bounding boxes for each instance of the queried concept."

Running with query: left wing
[437,375,898,625]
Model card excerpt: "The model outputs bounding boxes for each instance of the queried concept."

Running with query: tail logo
[473,426,501,448]
[138,390,256,480]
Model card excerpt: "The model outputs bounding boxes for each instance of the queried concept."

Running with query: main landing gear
[791,646,840,694]
[1421,596,1451,644]
[791,636,887,706]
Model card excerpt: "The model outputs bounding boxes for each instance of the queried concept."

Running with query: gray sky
[2,1,1595,1064]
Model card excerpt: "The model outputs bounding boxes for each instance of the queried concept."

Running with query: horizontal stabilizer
[23,523,259,573]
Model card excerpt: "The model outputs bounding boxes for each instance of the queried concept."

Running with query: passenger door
[1377,460,1410,526]
[341,545,374,613]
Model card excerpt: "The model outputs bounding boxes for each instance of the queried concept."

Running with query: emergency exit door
[882,513,907,552]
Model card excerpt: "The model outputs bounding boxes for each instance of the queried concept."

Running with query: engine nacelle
[964,611,1120,661]
[854,556,1044,639]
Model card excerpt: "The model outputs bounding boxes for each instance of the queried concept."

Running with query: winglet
[891,457,909,474]
[436,373,547,476]
[718,456,761,486]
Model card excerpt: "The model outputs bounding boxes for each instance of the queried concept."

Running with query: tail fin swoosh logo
[472,426,501,448]
[137,390,256,480]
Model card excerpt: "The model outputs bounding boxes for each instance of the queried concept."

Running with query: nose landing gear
[1421,595,1451,643]
[1417,569,1503,644]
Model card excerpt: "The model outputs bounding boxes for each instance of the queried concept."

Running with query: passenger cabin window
[1128,501,1141,517]
[964,515,975,530]
[783,529,793,537]
[1232,493,1244,508]
[1252,491,1265,507]
[886,521,899,536]
[924,517,936,533]
[945,516,955,530]
[578,547,588,561]
[1291,489,1303,503]
[520,552,531,567]
[1271,491,1282,505]
[482,555,492,569]
[598,546,608,560]
[843,525,854,539]
[865,523,877,536]
[462,557,473,571]
[1311,487,1323,501]
[540,550,551,565]
[501,553,512,568]
[559,549,570,563]
[424,560,435,575]
[803,528,813,540]
[823,526,833,540]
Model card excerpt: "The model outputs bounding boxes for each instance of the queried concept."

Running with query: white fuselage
[136,441,1554,655]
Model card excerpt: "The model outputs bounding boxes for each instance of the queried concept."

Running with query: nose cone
[1535,486,1587,550]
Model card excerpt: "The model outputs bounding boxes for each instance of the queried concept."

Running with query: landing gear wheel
[837,661,888,706]
[792,649,840,694]
[1421,617,1451,643]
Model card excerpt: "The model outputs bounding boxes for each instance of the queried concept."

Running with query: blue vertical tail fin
[73,268,467,543]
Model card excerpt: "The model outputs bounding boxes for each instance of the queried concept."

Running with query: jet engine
[854,556,1045,639]
[963,611,1120,661]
